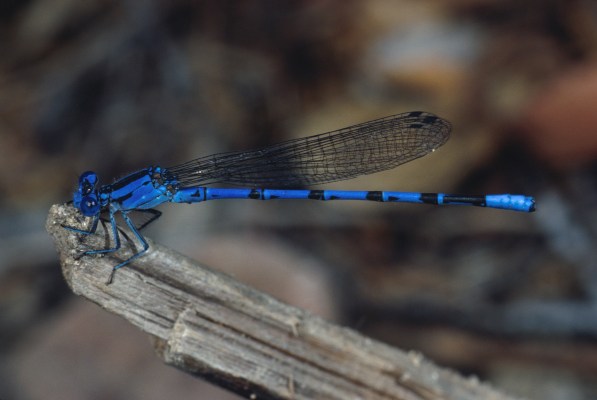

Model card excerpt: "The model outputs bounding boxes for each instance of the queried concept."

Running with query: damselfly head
[73,171,100,217]
[79,171,98,194]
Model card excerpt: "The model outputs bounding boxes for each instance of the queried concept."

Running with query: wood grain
[46,204,521,400]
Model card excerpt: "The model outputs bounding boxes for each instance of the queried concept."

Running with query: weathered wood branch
[46,204,520,400]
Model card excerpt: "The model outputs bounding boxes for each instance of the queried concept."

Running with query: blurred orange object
[521,64,597,167]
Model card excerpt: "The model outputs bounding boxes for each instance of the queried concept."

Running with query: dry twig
[46,204,520,400]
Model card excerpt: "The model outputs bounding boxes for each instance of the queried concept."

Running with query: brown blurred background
[2,1,597,399]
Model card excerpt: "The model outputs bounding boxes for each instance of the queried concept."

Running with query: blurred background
[2,1,597,399]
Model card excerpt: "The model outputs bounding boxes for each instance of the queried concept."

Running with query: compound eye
[79,171,98,195]
[80,195,100,216]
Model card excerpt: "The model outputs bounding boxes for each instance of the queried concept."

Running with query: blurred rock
[10,299,241,400]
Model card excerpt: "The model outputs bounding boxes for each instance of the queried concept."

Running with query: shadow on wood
[46,204,520,400]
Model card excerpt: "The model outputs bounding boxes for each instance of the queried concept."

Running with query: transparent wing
[165,111,451,188]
